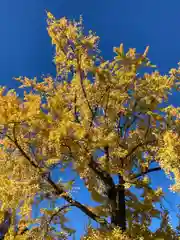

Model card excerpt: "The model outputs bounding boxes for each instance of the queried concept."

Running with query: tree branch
[88,156,115,189]
[6,126,109,228]
[77,55,93,117]
[46,174,108,226]
[74,92,80,123]
[131,167,161,180]
[104,145,110,172]
[122,139,156,160]
[123,101,138,139]
[73,141,115,190]
[49,204,73,224]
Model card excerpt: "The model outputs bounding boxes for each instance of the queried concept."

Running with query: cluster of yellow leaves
[156,130,180,192]
[82,224,180,240]
[46,13,99,77]
[0,86,41,124]
[81,227,132,240]
[0,140,40,217]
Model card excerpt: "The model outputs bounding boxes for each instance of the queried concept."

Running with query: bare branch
[130,167,161,180]
[49,204,73,224]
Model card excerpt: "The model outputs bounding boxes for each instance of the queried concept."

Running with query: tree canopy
[0,12,179,239]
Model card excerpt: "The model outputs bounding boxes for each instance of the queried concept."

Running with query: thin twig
[130,167,161,180]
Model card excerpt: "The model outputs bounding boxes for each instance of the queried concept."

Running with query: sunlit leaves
[82,226,132,240]
[156,130,180,192]
[0,11,180,240]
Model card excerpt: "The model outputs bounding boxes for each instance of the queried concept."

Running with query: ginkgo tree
[0,11,180,239]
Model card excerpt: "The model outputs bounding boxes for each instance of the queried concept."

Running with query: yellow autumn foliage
[0,11,179,240]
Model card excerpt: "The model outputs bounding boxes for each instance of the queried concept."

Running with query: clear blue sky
[0,0,180,238]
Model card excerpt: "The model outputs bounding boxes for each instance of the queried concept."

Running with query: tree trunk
[109,176,126,231]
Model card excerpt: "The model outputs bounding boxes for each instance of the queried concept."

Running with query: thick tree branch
[73,140,115,190]
[64,140,115,190]
[104,145,110,172]
[88,156,115,189]
[46,174,108,226]
[7,126,108,228]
